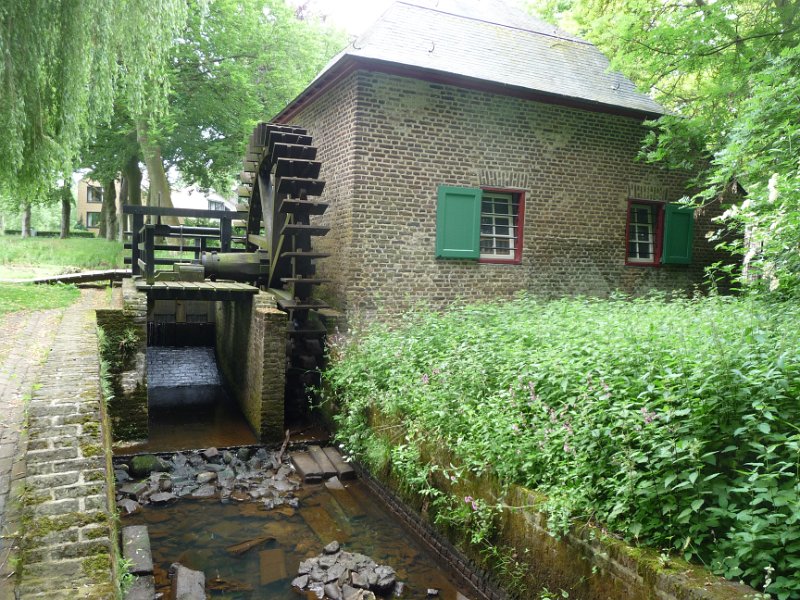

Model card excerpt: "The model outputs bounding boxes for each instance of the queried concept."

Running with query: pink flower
[511,423,519,432]
[471,501,479,511]
[641,406,657,424]
[563,443,572,453]
[421,373,429,384]
[464,496,474,503]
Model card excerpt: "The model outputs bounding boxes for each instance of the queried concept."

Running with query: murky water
[126,478,467,599]
[114,390,258,455]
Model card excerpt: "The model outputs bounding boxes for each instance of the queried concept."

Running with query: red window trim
[625,198,664,267]
[479,187,525,265]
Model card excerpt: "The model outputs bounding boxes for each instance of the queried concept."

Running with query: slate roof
[277,0,664,119]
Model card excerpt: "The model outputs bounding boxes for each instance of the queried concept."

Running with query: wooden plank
[325,478,366,518]
[301,505,349,544]
[259,549,288,585]
[122,204,247,220]
[308,445,337,479]
[323,447,356,481]
[290,451,323,483]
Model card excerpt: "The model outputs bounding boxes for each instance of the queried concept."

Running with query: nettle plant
[325,293,800,599]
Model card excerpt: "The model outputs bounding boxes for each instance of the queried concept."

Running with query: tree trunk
[121,153,142,239]
[59,180,72,239]
[103,179,117,241]
[21,204,32,237]
[136,120,178,226]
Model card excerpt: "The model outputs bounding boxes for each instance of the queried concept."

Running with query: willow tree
[0,0,186,202]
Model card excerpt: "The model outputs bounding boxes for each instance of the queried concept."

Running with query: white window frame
[480,191,518,261]
[627,202,658,264]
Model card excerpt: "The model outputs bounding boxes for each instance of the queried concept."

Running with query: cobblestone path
[0,288,114,599]
[0,307,64,596]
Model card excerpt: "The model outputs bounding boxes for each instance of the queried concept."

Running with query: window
[436,186,524,263]
[208,200,226,211]
[627,202,660,264]
[625,200,695,266]
[87,186,103,204]
[480,192,520,261]
[86,212,101,228]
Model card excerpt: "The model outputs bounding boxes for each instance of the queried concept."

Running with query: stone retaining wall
[17,290,117,599]
[358,413,759,600]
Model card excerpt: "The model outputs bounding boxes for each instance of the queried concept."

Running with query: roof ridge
[394,0,593,47]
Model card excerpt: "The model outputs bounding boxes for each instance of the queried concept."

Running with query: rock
[236,447,251,461]
[172,452,188,468]
[192,484,216,498]
[149,492,177,504]
[324,582,343,600]
[291,574,309,589]
[119,482,148,502]
[394,581,405,597]
[196,471,217,484]
[203,463,226,472]
[230,490,249,502]
[201,447,219,461]
[131,454,166,477]
[222,450,234,464]
[169,563,206,599]
[159,477,173,492]
[351,571,368,589]
[115,469,131,483]
[426,589,440,597]
[324,541,341,555]
[342,584,360,600]
[188,453,205,467]
[116,498,140,515]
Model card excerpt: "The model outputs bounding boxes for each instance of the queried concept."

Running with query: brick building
[273,0,727,319]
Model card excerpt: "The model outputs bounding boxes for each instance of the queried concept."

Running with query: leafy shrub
[325,294,800,598]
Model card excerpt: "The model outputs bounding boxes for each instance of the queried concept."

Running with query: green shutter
[436,186,481,259]
[661,203,694,264]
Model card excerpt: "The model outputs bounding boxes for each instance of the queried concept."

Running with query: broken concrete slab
[170,563,206,599]
[122,525,153,575]
[124,575,155,600]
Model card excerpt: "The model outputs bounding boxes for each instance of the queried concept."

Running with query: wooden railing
[122,205,249,284]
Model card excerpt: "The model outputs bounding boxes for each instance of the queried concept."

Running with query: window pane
[494,202,509,215]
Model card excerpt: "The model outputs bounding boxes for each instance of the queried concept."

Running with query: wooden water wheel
[238,122,331,415]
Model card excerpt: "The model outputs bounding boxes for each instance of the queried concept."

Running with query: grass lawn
[0,236,124,274]
[0,283,80,316]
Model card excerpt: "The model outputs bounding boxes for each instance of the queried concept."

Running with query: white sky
[300,0,395,35]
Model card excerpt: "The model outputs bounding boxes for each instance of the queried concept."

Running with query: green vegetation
[0,237,123,271]
[0,284,79,316]
[326,294,800,598]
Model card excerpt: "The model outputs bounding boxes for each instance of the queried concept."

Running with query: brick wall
[291,70,728,320]
[215,293,287,442]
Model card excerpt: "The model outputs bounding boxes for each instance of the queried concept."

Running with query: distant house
[75,178,118,231]
[76,178,235,233]
[271,0,728,318]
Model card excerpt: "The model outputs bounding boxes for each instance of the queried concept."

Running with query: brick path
[0,289,116,599]
[0,308,64,596]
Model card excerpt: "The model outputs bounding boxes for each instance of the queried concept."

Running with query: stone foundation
[215,292,287,442]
